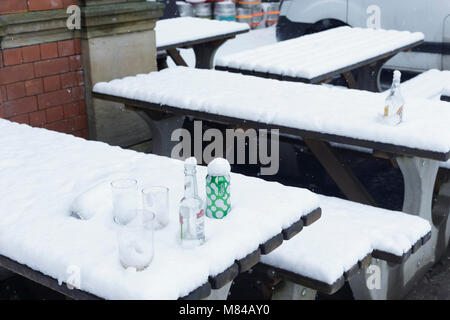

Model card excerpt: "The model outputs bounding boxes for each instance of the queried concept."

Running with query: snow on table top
[215,26,424,80]
[0,119,318,300]
[156,17,249,49]
[94,67,450,155]
[261,196,431,286]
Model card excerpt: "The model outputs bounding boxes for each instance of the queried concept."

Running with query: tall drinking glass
[118,209,155,271]
[111,179,138,225]
[142,186,169,229]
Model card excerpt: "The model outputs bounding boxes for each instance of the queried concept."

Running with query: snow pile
[207,158,231,176]
[70,181,113,220]
[94,67,450,154]
[156,17,249,49]
[261,196,431,285]
[0,119,318,299]
[215,26,424,80]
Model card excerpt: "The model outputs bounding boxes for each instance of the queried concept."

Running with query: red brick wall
[0,1,79,14]
[0,40,88,138]
[0,0,88,138]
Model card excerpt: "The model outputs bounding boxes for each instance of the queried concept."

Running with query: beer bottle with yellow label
[384,70,405,125]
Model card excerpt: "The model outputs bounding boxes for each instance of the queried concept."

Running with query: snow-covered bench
[255,196,431,299]
[215,26,424,91]
[156,17,249,69]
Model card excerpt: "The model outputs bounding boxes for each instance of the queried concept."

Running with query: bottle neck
[184,167,198,198]
[391,79,401,92]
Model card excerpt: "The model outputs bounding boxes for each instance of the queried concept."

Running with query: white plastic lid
[208,158,231,176]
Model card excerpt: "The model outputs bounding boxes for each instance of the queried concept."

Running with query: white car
[277,0,450,73]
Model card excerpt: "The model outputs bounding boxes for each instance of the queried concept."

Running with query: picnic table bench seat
[256,195,431,297]
[0,118,320,300]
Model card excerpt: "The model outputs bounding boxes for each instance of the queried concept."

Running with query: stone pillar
[79,0,164,147]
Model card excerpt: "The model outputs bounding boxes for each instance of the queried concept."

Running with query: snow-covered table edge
[155,17,249,69]
[0,207,321,300]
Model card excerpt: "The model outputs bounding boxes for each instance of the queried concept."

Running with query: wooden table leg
[131,108,186,158]
[342,71,358,89]
[353,57,391,92]
[303,138,377,206]
[167,48,188,67]
[157,51,169,71]
[193,39,227,69]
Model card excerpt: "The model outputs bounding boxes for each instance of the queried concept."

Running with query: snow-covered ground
[167,26,277,68]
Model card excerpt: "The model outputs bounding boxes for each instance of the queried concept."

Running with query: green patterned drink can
[206,158,231,219]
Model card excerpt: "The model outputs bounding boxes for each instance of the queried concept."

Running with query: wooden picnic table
[215,26,424,91]
[156,17,249,70]
[0,118,320,300]
[93,67,450,293]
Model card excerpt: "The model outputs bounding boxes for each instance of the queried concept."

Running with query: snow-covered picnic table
[215,26,424,91]
[93,67,450,298]
[155,17,249,69]
[93,67,450,161]
[0,118,320,300]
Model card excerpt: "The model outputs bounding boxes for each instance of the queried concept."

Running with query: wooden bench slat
[236,249,261,273]
[301,207,322,226]
[282,220,304,240]
[208,263,240,290]
[260,233,284,255]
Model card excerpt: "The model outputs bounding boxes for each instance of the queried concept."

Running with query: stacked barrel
[237,0,263,29]
[264,2,280,27]
[176,0,280,28]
